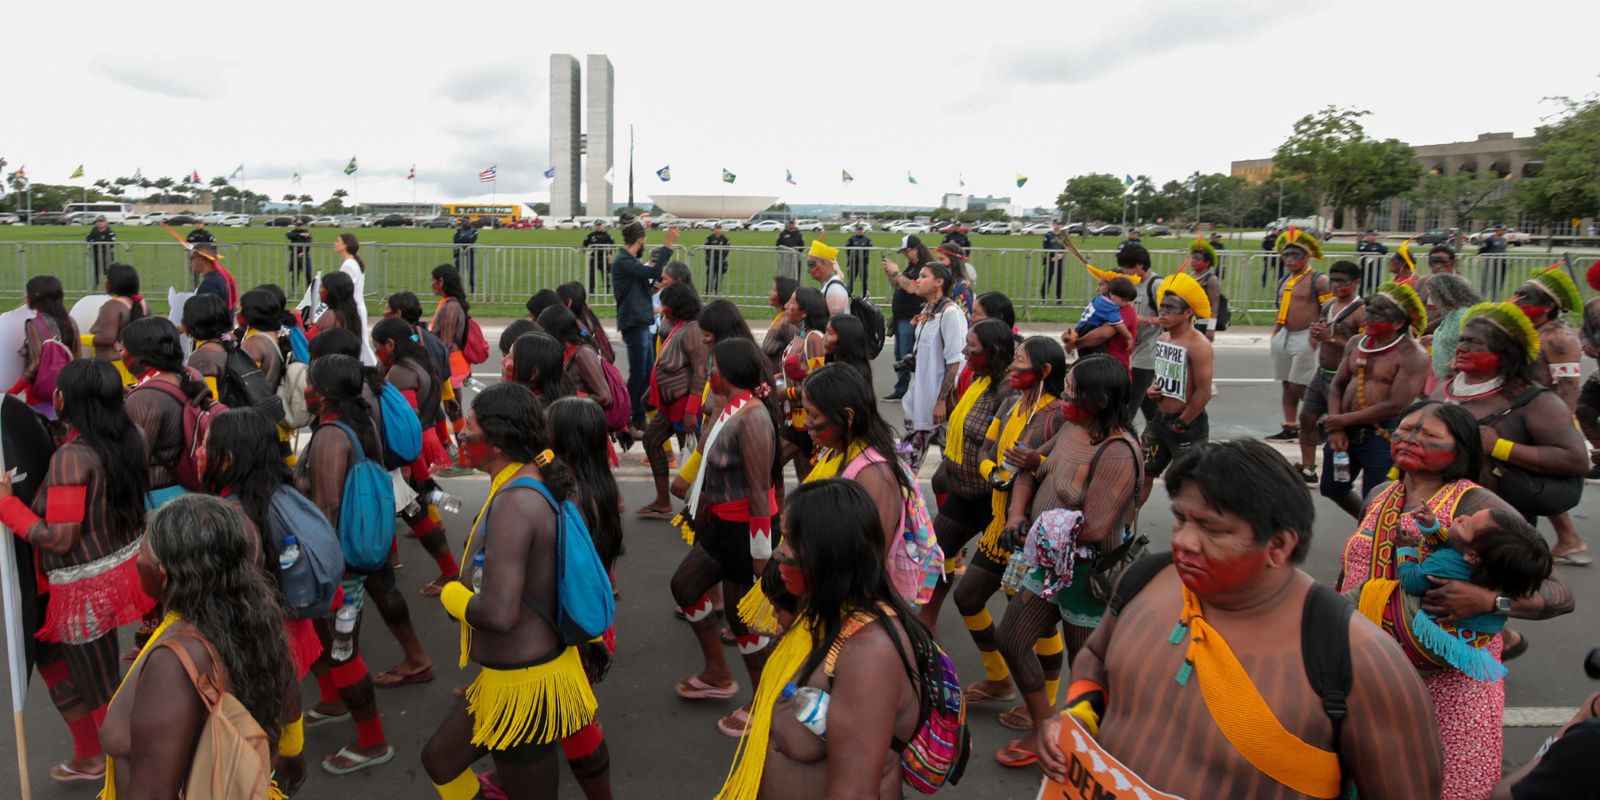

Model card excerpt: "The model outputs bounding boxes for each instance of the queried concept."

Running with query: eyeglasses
[1428,258,1452,266]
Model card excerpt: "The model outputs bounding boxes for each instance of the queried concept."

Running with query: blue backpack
[265,484,345,618]
[325,421,397,572]
[376,382,423,468]
[285,324,311,365]
[503,477,615,645]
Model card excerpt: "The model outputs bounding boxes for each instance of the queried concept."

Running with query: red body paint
[777,563,810,595]
[1008,370,1039,391]
[1173,548,1268,595]
[1453,350,1501,374]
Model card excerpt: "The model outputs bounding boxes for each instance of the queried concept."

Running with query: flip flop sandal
[676,675,739,700]
[304,707,351,727]
[419,575,458,597]
[963,681,1018,704]
[478,773,510,800]
[1503,631,1530,662]
[321,744,397,776]
[995,739,1039,768]
[716,707,753,738]
[50,762,105,783]
[635,507,676,520]
[373,664,436,689]
[1554,553,1594,567]
[997,706,1034,731]
[720,628,737,646]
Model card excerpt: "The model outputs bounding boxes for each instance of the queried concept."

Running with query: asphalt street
[2,332,1598,799]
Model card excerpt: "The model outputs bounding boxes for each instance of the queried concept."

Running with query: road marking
[1503,707,1578,727]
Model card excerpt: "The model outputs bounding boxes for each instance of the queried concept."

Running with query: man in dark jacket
[612,221,678,433]
[86,216,116,284]
[845,224,874,297]
[1356,229,1388,295]
[286,219,313,291]
[704,224,731,293]
[452,217,480,292]
[1041,221,1067,302]
[582,220,615,293]
[776,220,805,279]
[942,222,971,252]
[186,220,215,245]
[1479,224,1510,297]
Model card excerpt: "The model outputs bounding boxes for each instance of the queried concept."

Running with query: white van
[63,201,133,223]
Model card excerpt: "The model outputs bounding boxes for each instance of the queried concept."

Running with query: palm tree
[283,193,297,203]
[209,176,229,189]
[298,193,312,210]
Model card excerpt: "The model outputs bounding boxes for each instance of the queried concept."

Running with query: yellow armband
[679,449,703,483]
[440,581,473,621]
[79,333,95,349]
[1491,438,1514,461]
[978,459,998,481]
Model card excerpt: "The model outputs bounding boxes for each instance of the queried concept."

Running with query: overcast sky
[6,0,1597,212]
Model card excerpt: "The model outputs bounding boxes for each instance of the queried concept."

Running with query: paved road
[2,340,1597,799]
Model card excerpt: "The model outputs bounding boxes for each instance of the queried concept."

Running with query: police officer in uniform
[186,219,215,245]
[582,220,615,293]
[846,224,874,297]
[1355,228,1388,295]
[703,223,731,293]
[286,218,314,291]
[452,217,479,292]
[86,215,116,285]
[941,222,971,252]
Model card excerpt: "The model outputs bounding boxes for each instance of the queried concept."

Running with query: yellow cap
[808,239,839,261]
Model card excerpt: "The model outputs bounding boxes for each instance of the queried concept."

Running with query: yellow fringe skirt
[466,646,598,751]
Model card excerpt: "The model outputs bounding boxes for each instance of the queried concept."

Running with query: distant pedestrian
[1119,227,1142,251]
[451,217,479,293]
[845,224,873,297]
[185,219,214,245]
[776,220,804,279]
[1479,224,1509,298]
[942,222,971,252]
[583,220,615,293]
[704,224,731,293]
[85,215,115,285]
[1356,228,1388,295]
[286,218,313,290]
[1040,220,1067,303]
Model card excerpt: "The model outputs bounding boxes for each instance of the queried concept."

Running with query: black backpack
[827,276,888,358]
[1109,553,1353,742]
[221,341,285,422]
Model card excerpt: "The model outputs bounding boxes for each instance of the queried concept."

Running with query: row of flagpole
[653,166,1033,189]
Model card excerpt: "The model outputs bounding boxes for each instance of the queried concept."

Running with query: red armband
[684,391,702,421]
[401,388,419,410]
[0,496,41,539]
[5,378,29,396]
[749,517,773,560]
[45,485,88,526]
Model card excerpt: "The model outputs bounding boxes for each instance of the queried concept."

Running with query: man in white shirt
[806,239,850,317]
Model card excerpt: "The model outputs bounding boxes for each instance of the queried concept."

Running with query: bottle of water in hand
[278,535,300,571]
[1002,550,1029,594]
[427,488,464,515]
[1332,450,1351,483]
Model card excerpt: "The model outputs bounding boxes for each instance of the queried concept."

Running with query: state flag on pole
[722,168,736,184]
[841,170,853,184]
[291,171,301,185]
[69,165,84,180]
[1016,174,1028,188]
[907,171,918,185]
[407,164,415,181]
[656,165,671,182]
[959,173,965,188]
[228,164,243,181]
[1124,175,1134,187]
[479,166,497,183]
[786,169,796,186]
[189,170,201,183]
[344,157,358,176]
[543,166,556,179]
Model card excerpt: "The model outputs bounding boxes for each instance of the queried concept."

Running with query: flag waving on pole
[69,165,84,180]
[959,173,965,188]
[131,167,142,182]
[1124,175,1134,187]
[907,171,918,185]
[656,165,671,182]
[1016,174,1029,188]
[722,168,736,184]
[841,170,853,184]
[228,164,243,181]
[478,166,497,183]
[344,157,358,176]
[188,170,200,183]
[407,164,415,181]
[785,169,796,186]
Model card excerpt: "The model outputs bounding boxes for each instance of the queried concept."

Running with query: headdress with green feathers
[1188,235,1217,270]
[1274,227,1323,260]
[1461,302,1540,364]
[1374,281,1427,337]
[1520,265,1582,314]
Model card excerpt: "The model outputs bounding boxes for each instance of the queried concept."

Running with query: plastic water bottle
[331,602,359,662]
[426,488,464,515]
[1001,550,1029,594]
[470,554,486,593]
[278,535,300,571]
[1332,450,1351,483]
[782,683,830,739]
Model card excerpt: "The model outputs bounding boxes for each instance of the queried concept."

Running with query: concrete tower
[585,55,614,217]
[549,54,581,219]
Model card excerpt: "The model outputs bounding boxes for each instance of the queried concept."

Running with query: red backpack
[138,378,227,491]
[462,316,489,365]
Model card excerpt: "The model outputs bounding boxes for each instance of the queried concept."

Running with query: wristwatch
[1494,594,1513,615]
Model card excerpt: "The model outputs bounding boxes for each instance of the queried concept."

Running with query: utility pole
[1277,179,1285,220]
[1192,171,1201,227]
[627,124,634,211]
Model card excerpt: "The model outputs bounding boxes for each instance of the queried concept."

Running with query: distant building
[941,193,968,211]
[965,195,1012,211]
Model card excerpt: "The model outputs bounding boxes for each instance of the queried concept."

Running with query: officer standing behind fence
[846,224,873,297]
[1356,228,1387,295]
[286,218,314,291]
[1479,223,1509,298]
[452,217,479,293]
[703,223,731,293]
[583,219,615,293]
[186,219,215,245]
[85,215,115,285]
[776,219,804,278]
[1041,220,1066,303]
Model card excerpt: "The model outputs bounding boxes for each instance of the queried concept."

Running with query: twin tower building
[549,54,614,221]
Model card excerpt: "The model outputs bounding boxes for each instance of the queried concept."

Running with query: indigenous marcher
[99,494,291,798]
[0,359,150,783]
[189,243,237,314]
[973,291,1016,331]
[311,270,362,338]
[761,276,800,365]
[636,283,707,519]
[1577,261,1600,480]
[422,385,599,800]
[806,239,850,318]
[823,314,875,391]
[1420,245,1461,333]
[895,262,968,469]
[182,292,233,401]
[957,337,1067,712]
[666,338,781,737]
[922,319,1015,625]
[1298,260,1366,482]
[775,286,830,477]
[297,354,395,774]
[430,263,472,443]
[238,288,287,391]
[1422,273,1481,396]
[1139,271,1215,507]
[118,318,199,510]
[1187,236,1223,342]
[1321,282,1430,519]
[992,354,1141,766]
[504,332,576,403]
[9,276,81,416]
[87,263,147,384]
[200,408,322,794]
[1388,241,1418,287]
[1038,439,1446,799]
[1509,267,1587,564]
[557,281,615,364]
[935,243,976,319]
[538,305,613,413]
[716,479,939,800]
[1267,228,1332,441]
[1336,401,1575,799]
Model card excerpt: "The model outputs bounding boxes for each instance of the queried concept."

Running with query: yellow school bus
[438,204,521,226]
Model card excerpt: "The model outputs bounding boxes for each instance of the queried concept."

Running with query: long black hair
[659,281,702,323]
[699,299,755,345]
[510,332,574,401]
[801,363,912,495]
[308,354,381,458]
[790,286,829,332]
[1067,354,1132,444]
[431,264,469,312]
[771,276,799,311]
[710,338,784,482]
[105,264,146,323]
[825,315,874,390]
[1018,336,1068,398]
[1466,317,1538,393]
[471,383,575,504]
[25,276,78,353]
[969,318,1015,388]
[319,270,362,333]
[526,289,561,321]
[976,291,1015,329]
[537,304,592,349]
[201,408,290,570]
[182,292,233,342]
[386,291,424,326]
[499,319,539,357]
[556,282,592,319]
[785,479,935,722]
[238,288,281,332]
[1396,400,1484,484]
[548,397,623,569]
[372,316,442,389]
[119,316,207,399]
[147,494,291,740]
[55,359,149,535]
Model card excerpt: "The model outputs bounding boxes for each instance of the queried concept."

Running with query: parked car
[1414,227,1460,246]
[308,216,339,228]
[375,214,411,228]
[1142,224,1172,237]
[505,218,540,229]
[0,213,20,225]
[164,214,199,226]
[975,221,1017,235]
[793,219,825,232]
[1465,227,1529,246]
[421,216,457,228]
[1019,223,1053,235]
[837,221,873,232]
[265,216,293,227]
[219,214,251,227]
[897,223,932,234]
[713,218,743,230]
[548,217,580,230]
[65,212,102,225]
[344,215,374,228]
[747,220,786,232]
[1062,222,1086,235]
[199,211,231,225]
[31,212,69,225]
[138,212,171,226]
[1088,223,1123,236]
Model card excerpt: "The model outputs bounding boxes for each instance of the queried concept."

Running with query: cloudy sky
[5,0,1596,212]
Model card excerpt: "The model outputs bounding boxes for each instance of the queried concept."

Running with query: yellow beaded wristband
[1491,438,1514,462]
